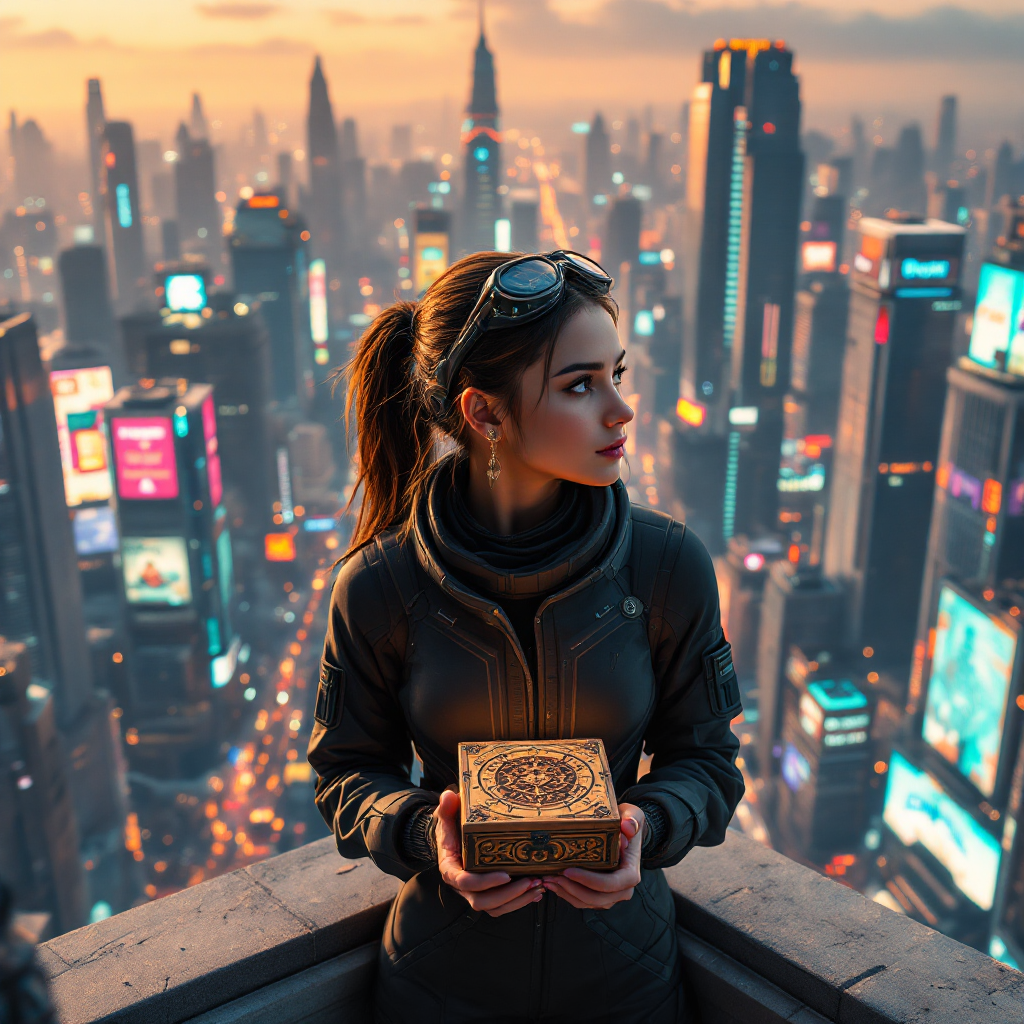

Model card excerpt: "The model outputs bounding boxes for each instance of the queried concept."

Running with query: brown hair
[340,251,617,556]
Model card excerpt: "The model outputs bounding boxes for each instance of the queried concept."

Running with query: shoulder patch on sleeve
[314,660,346,727]
[703,639,742,718]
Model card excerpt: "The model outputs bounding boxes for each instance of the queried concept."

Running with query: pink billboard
[111,417,179,499]
[202,394,223,508]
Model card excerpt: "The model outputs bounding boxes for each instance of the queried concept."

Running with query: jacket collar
[412,456,633,611]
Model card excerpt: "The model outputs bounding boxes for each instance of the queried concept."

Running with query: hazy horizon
[4,0,1024,161]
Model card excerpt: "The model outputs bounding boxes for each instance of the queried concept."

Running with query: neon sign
[901,257,950,281]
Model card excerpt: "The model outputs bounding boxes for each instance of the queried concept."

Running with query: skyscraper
[229,192,314,409]
[86,80,107,240]
[190,92,208,139]
[461,9,502,254]
[934,96,957,183]
[723,43,805,542]
[0,314,94,724]
[0,640,86,935]
[305,57,344,277]
[586,113,612,205]
[58,244,121,380]
[173,123,220,265]
[824,216,966,682]
[909,199,1024,711]
[105,380,239,732]
[100,122,147,313]
[125,286,276,536]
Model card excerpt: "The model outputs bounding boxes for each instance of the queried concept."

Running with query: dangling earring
[486,428,501,488]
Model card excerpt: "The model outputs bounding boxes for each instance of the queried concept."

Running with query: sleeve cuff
[637,799,669,856]
[400,804,437,868]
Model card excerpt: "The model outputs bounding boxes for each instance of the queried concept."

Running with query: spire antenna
[478,0,485,40]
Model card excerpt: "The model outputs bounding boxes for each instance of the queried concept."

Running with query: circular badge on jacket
[621,596,643,619]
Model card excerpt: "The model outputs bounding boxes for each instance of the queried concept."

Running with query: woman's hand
[435,789,544,917]
[540,802,645,910]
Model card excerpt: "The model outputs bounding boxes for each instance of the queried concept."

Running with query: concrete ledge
[665,829,1024,1023]
[39,829,1024,1024]
[40,838,398,1024]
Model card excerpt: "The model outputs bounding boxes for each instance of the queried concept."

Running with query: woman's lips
[597,438,627,457]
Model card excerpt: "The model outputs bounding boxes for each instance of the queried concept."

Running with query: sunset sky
[4,0,1024,157]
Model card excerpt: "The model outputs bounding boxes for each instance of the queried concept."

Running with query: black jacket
[308,470,743,1023]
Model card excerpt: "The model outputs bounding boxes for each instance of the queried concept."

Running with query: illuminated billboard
[922,584,1018,797]
[265,532,296,562]
[122,536,192,606]
[165,273,207,313]
[201,395,223,508]
[50,366,114,506]
[72,506,119,556]
[308,258,330,365]
[801,240,837,274]
[414,231,449,294]
[111,417,179,500]
[969,263,1024,374]
[882,750,1001,910]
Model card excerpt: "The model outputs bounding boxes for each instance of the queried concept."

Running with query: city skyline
[3,1,1024,152]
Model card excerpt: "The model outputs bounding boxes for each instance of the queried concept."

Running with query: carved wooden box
[458,739,620,874]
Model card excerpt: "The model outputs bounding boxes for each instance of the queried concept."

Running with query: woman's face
[503,304,634,487]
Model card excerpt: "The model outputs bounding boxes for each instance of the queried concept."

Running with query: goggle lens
[561,252,609,278]
[497,259,560,298]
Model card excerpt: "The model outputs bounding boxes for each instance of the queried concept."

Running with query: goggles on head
[426,250,613,419]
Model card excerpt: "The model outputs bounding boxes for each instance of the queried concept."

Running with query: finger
[465,877,538,911]
[561,863,640,892]
[542,878,608,910]
[485,886,546,918]
[620,816,642,841]
[435,791,462,859]
[545,875,630,908]
[445,867,513,892]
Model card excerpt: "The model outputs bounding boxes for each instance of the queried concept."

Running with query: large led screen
[969,263,1024,375]
[111,417,179,500]
[122,536,192,606]
[922,584,1017,797]
[883,751,1001,910]
[72,506,119,556]
[50,366,114,506]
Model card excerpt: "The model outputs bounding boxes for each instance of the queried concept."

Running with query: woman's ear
[459,388,504,441]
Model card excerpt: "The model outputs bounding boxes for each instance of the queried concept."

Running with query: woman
[308,250,744,1024]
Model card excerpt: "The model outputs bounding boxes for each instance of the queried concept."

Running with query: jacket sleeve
[307,544,438,881]
[619,524,745,869]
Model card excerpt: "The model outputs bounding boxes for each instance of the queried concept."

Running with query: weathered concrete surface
[665,829,1024,1024]
[40,837,398,1024]
[38,827,1024,1024]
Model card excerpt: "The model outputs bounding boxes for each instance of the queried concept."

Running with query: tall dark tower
[86,79,107,241]
[100,121,147,313]
[461,3,502,254]
[0,314,94,724]
[173,123,220,264]
[305,56,344,276]
[586,112,612,205]
[823,216,966,683]
[724,43,805,543]
[934,96,957,183]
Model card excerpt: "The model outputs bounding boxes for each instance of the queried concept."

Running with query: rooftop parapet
[39,830,1023,1023]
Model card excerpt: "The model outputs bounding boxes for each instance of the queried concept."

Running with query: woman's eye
[613,366,628,386]
[567,376,592,394]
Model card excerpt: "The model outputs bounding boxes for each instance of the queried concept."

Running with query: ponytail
[341,300,430,556]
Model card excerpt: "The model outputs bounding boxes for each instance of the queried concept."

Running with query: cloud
[324,9,427,27]
[188,35,311,56]
[486,1,1024,62]
[196,2,281,18]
